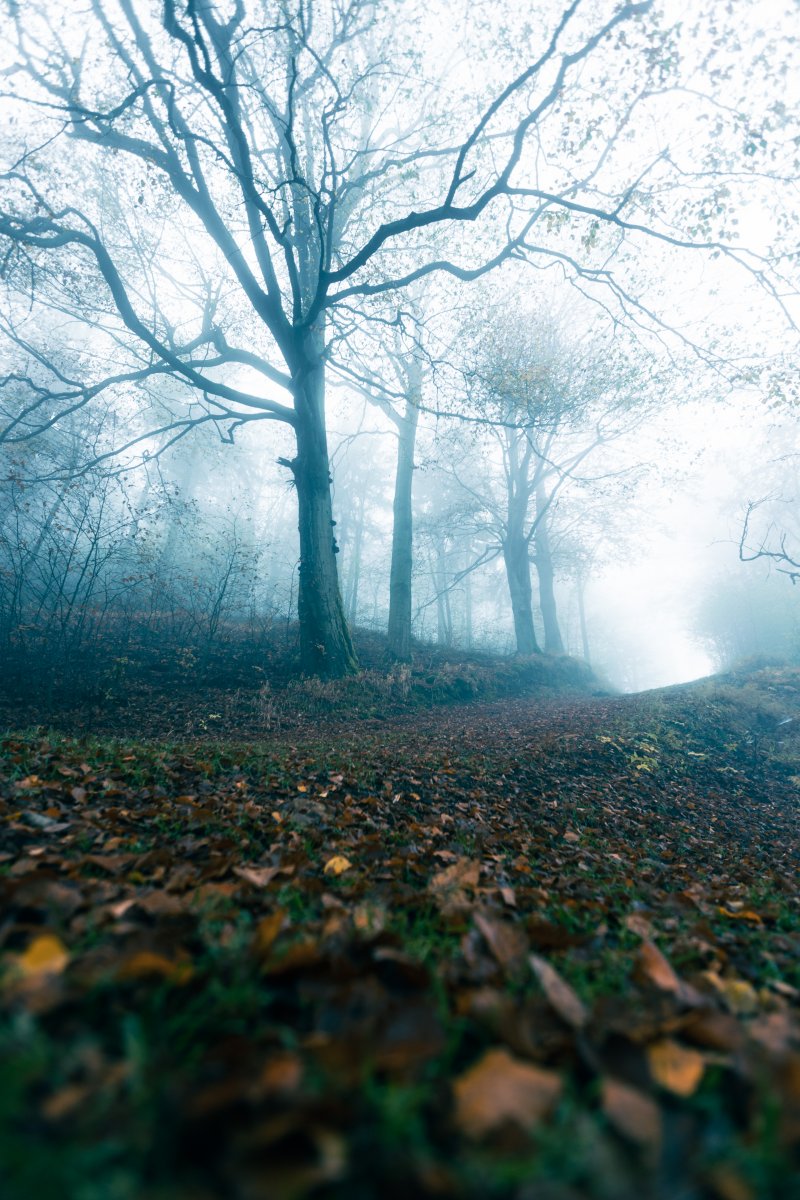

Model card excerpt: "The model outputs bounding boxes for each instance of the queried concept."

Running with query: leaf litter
[1,667,799,1198]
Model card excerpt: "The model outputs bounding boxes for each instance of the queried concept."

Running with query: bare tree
[443,314,645,655]
[740,498,800,584]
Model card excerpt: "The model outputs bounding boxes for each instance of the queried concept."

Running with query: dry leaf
[17,934,70,978]
[474,911,528,970]
[323,855,353,876]
[453,1047,562,1139]
[529,953,588,1029]
[41,1083,91,1121]
[705,1165,756,1200]
[601,1077,662,1150]
[720,978,759,1016]
[116,950,191,982]
[717,907,762,924]
[234,864,282,888]
[636,939,682,993]
[253,910,287,957]
[256,1052,303,1097]
[647,1038,705,1097]
[430,857,481,892]
[624,912,653,938]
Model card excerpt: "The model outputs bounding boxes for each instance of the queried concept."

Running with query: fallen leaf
[234,864,282,888]
[601,1077,662,1150]
[323,855,353,876]
[703,973,760,1016]
[253,910,287,957]
[453,1047,562,1139]
[647,1038,705,1096]
[116,951,191,982]
[255,1052,303,1097]
[529,953,588,1029]
[474,911,528,970]
[624,912,653,938]
[635,939,681,993]
[717,907,762,924]
[41,1083,91,1121]
[17,933,70,978]
[705,1165,756,1200]
[430,857,481,892]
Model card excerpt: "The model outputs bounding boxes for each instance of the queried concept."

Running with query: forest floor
[1,662,799,1200]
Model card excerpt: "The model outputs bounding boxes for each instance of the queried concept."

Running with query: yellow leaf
[647,1039,705,1097]
[18,934,69,977]
[323,855,352,876]
[721,978,759,1015]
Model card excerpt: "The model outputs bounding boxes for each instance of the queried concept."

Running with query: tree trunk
[502,534,539,655]
[576,572,591,663]
[345,489,365,625]
[534,487,564,654]
[464,553,473,649]
[386,377,420,661]
[435,542,453,646]
[290,327,358,677]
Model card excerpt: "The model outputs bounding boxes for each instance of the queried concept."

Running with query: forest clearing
[2,662,799,1199]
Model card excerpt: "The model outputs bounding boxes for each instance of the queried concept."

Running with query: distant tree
[443,314,644,655]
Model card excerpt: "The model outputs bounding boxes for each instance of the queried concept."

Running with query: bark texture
[291,330,357,677]
[386,378,420,661]
[534,484,564,654]
[503,535,539,655]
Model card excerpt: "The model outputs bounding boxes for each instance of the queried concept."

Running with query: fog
[1,0,798,699]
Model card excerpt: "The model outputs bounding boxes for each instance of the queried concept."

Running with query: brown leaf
[601,1077,662,1150]
[453,1047,562,1139]
[137,890,185,917]
[430,857,481,893]
[682,1009,744,1053]
[41,1083,91,1122]
[705,1165,756,1200]
[474,911,528,971]
[115,950,192,983]
[234,864,282,888]
[255,1052,303,1098]
[624,912,654,938]
[529,953,588,1029]
[636,939,682,993]
[647,1038,705,1097]
[526,916,587,950]
[717,907,763,924]
[253,909,287,958]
